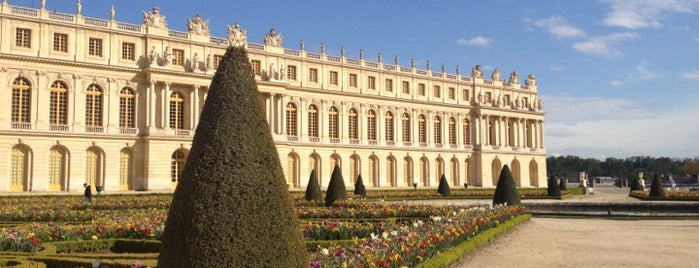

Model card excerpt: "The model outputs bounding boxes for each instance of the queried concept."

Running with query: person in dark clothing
[83,183,92,203]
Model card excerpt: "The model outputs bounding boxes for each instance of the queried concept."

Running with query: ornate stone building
[0,2,546,193]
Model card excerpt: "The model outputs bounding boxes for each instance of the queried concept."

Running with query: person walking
[83,183,93,204]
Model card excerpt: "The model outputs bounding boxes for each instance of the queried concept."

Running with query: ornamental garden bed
[629,190,699,201]
[1,194,526,267]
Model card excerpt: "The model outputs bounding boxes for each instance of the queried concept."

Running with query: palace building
[0,1,546,193]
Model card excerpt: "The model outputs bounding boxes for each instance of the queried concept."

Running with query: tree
[547,175,561,197]
[493,165,521,206]
[305,169,323,202]
[649,173,666,198]
[325,164,347,206]
[437,174,451,196]
[558,177,568,191]
[158,46,308,267]
[353,174,366,197]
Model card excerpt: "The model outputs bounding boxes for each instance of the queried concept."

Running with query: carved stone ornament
[264,28,283,47]
[526,74,537,87]
[227,22,247,47]
[187,14,210,35]
[142,7,167,29]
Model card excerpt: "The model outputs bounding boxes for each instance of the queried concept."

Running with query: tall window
[119,149,133,190]
[15,28,31,48]
[285,103,297,136]
[387,157,396,186]
[348,108,358,140]
[85,148,102,187]
[433,85,441,98]
[462,89,470,101]
[251,60,261,75]
[53,33,68,52]
[85,84,103,128]
[308,105,318,138]
[367,110,376,141]
[349,74,358,87]
[309,68,318,82]
[385,79,393,92]
[330,71,339,85]
[368,76,376,90]
[418,83,426,96]
[214,55,223,69]
[504,94,511,106]
[10,146,28,192]
[448,87,456,100]
[401,113,411,142]
[88,38,103,57]
[328,107,339,140]
[385,112,394,142]
[418,115,427,143]
[172,49,185,66]
[119,88,135,129]
[171,150,187,183]
[121,42,135,61]
[448,117,456,145]
[402,81,410,94]
[50,81,68,126]
[48,147,66,191]
[433,116,442,144]
[169,92,184,129]
[287,65,297,80]
[11,78,31,125]
[463,119,471,145]
[287,154,299,188]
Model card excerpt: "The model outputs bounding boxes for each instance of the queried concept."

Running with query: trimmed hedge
[325,164,347,206]
[547,176,561,197]
[493,165,521,206]
[354,174,367,197]
[649,173,666,198]
[437,174,451,196]
[305,169,323,202]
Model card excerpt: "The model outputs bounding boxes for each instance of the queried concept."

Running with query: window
[251,60,261,75]
[119,88,135,129]
[308,105,318,138]
[385,112,394,142]
[418,83,426,96]
[504,94,511,106]
[285,103,297,136]
[121,42,135,61]
[462,89,470,101]
[402,113,411,142]
[402,81,410,94]
[330,71,339,85]
[11,78,31,125]
[463,119,471,145]
[448,118,456,145]
[85,84,103,128]
[522,97,529,107]
[433,116,442,144]
[287,65,297,80]
[214,55,223,69]
[385,79,393,92]
[368,76,376,90]
[418,115,426,143]
[88,38,103,57]
[485,92,492,103]
[367,110,376,141]
[53,33,68,52]
[348,108,358,140]
[309,68,318,82]
[169,92,184,129]
[15,28,31,48]
[172,49,185,66]
[171,150,187,182]
[349,74,358,87]
[448,87,456,100]
[328,107,339,139]
[48,147,66,191]
[50,81,68,126]
[433,85,441,98]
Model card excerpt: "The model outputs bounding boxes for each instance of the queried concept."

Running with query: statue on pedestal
[264,28,282,47]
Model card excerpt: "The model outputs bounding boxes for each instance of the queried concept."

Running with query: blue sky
[20,0,699,159]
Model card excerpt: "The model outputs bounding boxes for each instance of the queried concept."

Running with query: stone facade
[0,2,546,193]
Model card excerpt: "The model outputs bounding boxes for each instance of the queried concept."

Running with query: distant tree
[325,164,347,206]
[680,158,699,176]
[437,174,451,196]
[353,174,366,197]
[649,173,666,198]
[305,169,323,202]
[547,175,561,197]
[558,177,568,191]
[493,165,521,206]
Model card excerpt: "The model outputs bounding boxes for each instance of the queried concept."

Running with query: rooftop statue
[526,74,537,87]
[491,68,501,81]
[187,14,210,35]
[509,71,519,84]
[264,28,283,47]
[143,7,167,29]
[472,65,483,79]
[227,22,247,47]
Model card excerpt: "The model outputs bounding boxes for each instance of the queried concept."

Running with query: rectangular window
[368,76,376,90]
[462,89,470,101]
[53,33,68,52]
[385,79,393,92]
[309,68,318,82]
[172,49,185,66]
[522,97,529,107]
[504,94,511,106]
[121,42,135,61]
[251,60,261,75]
[402,81,410,94]
[485,92,492,103]
[418,83,426,96]
[330,71,339,85]
[214,55,223,69]
[88,38,103,57]
[433,85,441,98]
[349,74,357,87]
[287,65,297,80]
[448,87,456,100]
[15,28,31,48]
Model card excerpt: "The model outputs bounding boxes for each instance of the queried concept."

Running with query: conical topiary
[558,177,568,191]
[437,174,451,196]
[325,164,347,206]
[547,175,561,197]
[492,165,521,206]
[630,176,645,191]
[649,173,666,198]
[158,46,308,267]
[305,169,323,202]
[353,174,366,197]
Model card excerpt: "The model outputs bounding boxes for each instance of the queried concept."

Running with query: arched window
[463,118,471,145]
[450,158,459,186]
[48,146,67,191]
[169,92,185,130]
[328,107,339,140]
[369,156,379,187]
[401,113,411,142]
[11,77,31,126]
[420,157,429,186]
[287,153,300,188]
[350,154,360,183]
[171,150,188,184]
[10,145,30,192]
[403,156,413,186]
[119,149,134,190]
[50,81,69,128]
[85,84,103,128]
[386,156,396,187]
[433,116,442,144]
[448,117,456,145]
[307,104,317,138]
[418,115,427,144]
[119,88,136,129]
[367,110,376,141]
[85,147,103,188]
[435,158,444,180]
[309,153,321,185]
[348,108,358,140]
[285,103,297,136]
[385,112,394,142]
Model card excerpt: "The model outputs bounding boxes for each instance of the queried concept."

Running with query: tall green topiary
[437,174,451,196]
[325,164,347,206]
[353,174,366,197]
[305,169,323,202]
[158,46,308,267]
[493,165,521,206]
[649,173,665,198]
[547,175,561,197]
[558,177,568,191]
[630,176,645,191]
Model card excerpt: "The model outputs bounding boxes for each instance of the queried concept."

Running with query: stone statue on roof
[227,22,247,47]
[187,14,210,35]
[509,71,519,84]
[491,68,501,81]
[526,74,537,87]
[472,65,483,79]
[143,7,167,29]
[264,28,283,47]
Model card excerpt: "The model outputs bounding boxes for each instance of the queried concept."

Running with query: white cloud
[609,80,624,86]
[602,0,699,29]
[456,36,493,47]
[681,70,699,79]
[534,16,585,38]
[572,32,637,58]
[546,65,566,72]
[635,61,658,80]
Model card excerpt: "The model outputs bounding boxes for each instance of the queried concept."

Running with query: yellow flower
[28,232,35,237]
[91,235,98,240]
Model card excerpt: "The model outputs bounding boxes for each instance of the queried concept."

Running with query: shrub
[493,165,521,206]
[547,176,561,197]
[305,169,323,202]
[437,174,451,196]
[353,174,366,197]
[629,176,645,191]
[158,46,308,267]
[558,177,568,191]
[325,164,347,206]
[649,173,665,198]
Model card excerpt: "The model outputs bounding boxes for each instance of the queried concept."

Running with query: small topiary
[558,177,568,191]
[437,174,451,196]
[649,173,665,198]
[305,169,323,202]
[325,164,347,206]
[629,176,645,191]
[493,165,521,206]
[547,175,561,197]
[353,174,366,197]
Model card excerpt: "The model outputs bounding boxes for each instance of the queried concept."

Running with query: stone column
[147,80,155,130]
[163,82,170,129]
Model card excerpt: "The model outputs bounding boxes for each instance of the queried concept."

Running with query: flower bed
[629,190,699,201]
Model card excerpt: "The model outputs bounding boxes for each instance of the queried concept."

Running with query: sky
[17,0,699,159]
